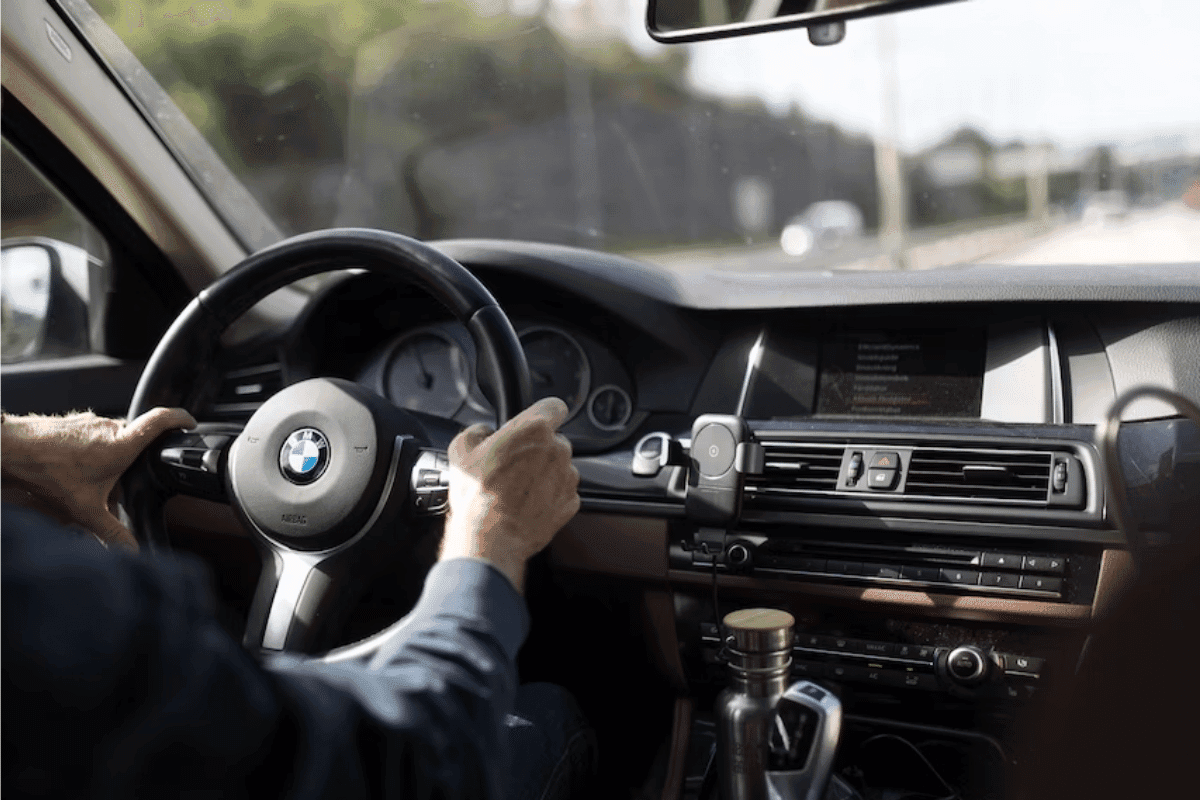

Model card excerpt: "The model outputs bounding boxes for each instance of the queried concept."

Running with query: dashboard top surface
[433,239,1200,310]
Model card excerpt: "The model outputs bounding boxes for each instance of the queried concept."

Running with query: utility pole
[875,17,907,269]
[1028,143,1051,225]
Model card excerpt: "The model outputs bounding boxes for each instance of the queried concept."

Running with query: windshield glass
[84,0,1200,271]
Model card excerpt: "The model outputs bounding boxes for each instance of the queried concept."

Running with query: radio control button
[981,552,1023,569]
[901,565,941,582]
[1023,555,1066,574]
[982,572,1020,588]
[1019,575,1063,593]
[941,568,981,586]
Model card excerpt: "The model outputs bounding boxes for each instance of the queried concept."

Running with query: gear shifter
[765,681,843,800]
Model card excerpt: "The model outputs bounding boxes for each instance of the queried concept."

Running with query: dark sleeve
[1,504,529,800]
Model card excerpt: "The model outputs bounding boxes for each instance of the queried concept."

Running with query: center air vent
[213,363,283,420]
[745,441,844,496]
[906,448,1052,503]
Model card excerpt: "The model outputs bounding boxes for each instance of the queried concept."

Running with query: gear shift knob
[765,681,843,800]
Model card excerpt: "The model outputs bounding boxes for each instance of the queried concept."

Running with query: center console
[637,315,1132,798]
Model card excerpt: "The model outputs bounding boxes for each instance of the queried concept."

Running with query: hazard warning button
[868,451,900,469]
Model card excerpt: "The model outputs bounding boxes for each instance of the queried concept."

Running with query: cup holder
[833,716,1009,800]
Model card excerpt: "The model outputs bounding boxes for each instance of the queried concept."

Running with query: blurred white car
[780,200,864,256]
[1080,190,1130,227]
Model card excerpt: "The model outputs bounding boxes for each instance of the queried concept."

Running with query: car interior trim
[1,0,243,293]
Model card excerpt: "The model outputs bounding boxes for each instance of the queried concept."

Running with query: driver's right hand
[439,397,581,593]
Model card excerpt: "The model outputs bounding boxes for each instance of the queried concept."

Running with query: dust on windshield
[86,0,1200,272]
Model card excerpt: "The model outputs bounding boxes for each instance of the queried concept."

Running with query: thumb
[449,423,494,466]
[81,506,140,552]
[119,407,198,448]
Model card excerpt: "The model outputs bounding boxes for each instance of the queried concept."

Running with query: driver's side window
[1,136,112,364]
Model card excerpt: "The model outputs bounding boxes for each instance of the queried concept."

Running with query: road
[632,203,1200,275]
[984,203,1200,265]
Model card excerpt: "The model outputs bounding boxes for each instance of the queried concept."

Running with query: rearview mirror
[647,0,962,43]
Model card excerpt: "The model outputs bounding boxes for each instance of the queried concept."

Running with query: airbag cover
[227,378,387,545]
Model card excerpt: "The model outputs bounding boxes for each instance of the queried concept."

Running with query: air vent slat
[745,439,1060,509]
[214,363,283,421]
[746,440,844,498]
[906,447,1051,504]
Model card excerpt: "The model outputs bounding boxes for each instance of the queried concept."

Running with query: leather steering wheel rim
[123,228,532,653]
[128,228,530,424]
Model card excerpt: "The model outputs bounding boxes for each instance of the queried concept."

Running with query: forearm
[439,516,528,595]
[4,511,529,799]
[267,558,530,798]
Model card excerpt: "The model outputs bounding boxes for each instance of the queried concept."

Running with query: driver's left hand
[1,407,197,551]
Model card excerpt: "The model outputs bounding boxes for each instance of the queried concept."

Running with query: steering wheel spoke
[153,422,243,502]
[244,545,360,652]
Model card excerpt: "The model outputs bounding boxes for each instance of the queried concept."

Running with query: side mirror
[647,0,962,43]
[1,239,98,363]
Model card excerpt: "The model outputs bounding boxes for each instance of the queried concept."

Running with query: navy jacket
[1,504,529,799]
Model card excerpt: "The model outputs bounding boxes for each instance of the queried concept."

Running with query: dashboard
[193,240,1200,792]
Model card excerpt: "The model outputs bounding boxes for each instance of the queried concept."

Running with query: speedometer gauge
[519,326,590,418]
[385,330,470,418]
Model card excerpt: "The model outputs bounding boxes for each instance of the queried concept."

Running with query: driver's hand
[441,397,581,593]
[0,407,197,551]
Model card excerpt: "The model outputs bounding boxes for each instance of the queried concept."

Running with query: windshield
[82,0,1200,271]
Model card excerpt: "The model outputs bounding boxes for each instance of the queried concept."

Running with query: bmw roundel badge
[279,428,331,484]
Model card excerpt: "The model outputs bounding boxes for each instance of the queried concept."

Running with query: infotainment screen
[816,329,986,417]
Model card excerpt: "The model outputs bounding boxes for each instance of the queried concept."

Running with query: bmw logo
[279,428,331,484]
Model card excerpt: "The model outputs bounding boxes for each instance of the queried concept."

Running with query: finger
[505,396,570,433]
[119,407,198,446]
[554,433,574,459]
[449,423,495,464]
[81,507,140,552]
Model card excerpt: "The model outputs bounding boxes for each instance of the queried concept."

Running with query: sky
[607,0,1200,155]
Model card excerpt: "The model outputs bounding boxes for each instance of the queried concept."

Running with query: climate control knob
[945,646,989,686]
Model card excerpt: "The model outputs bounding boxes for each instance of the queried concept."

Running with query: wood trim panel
[642,589,688,692]
[1091,547,1134,618]
[548,512,669,581]
[165,496,248,538]
[661,697,693,800]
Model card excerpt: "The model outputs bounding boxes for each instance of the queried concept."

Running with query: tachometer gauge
[519,326,590,418]
[385,330,470,418]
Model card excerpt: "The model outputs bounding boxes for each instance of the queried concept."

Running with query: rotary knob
[726,542,752,572]
[945,645,989,686]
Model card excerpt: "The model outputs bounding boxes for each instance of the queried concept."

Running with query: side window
[1,137,112,364]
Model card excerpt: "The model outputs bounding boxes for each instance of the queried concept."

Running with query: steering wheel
[122,228,531,654]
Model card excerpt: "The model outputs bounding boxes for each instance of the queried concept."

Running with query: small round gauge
[519,326,590,418]
[587,385,633,431]
[385,330,470,418]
